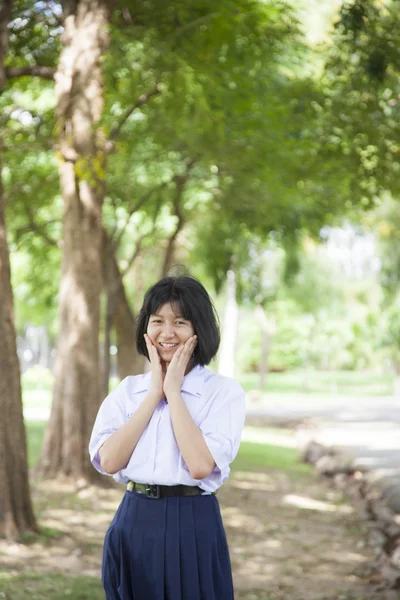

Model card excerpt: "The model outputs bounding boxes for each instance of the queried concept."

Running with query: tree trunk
[114,288,144,378]
[160,174,187,277]
[218,270,238,377]
[37,0,112,482]
[255,305,276,389]
[0,0,38,538]
[102,232,143,383]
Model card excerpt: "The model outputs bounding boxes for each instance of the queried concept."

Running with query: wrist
[146,390,163,404]
[164,388,181,401]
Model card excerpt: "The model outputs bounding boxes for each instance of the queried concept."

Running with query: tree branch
[109,180,168,250]
[120,233,146,279]
[6,66,56,80]
[120,217,160,279]
[107,84,161,146]
[13,210,59,247]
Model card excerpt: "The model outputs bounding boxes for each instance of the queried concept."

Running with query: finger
[144,333,152,350]
[168,345,184,367]
[175,338,196,366]
[144,334,156,355]
[145,335,161,365]
[151,344,161,363]
[183,336,197,354]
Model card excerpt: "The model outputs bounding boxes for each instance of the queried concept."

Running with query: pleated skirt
[102,489,234,600]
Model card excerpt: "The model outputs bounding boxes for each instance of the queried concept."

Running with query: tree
[37,0,114,481]
[0,0,37,539]
[320,0,400,205]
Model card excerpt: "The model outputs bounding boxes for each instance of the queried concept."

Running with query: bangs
[148,291,193,322]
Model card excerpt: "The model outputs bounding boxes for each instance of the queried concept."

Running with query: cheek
[146,326,157,343]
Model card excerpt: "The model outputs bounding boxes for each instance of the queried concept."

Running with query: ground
[0,462,388,600]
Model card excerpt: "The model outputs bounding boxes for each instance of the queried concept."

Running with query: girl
[89,275,246,599]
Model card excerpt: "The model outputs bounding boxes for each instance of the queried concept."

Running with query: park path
[246,393,400,473]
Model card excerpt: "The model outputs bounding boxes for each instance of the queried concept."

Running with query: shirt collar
[181,364,205,397]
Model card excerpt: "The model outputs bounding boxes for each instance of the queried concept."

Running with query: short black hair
[136,276,220,366]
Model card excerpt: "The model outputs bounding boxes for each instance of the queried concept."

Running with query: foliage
[320,0,400,203]
[380,300,400,370]
[367,197,400,300]
[4,0,397,379]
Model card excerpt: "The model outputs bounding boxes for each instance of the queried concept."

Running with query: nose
[161,323,176,338]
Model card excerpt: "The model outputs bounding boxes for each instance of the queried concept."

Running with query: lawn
[239,369,393,396]
[0,572,105,600]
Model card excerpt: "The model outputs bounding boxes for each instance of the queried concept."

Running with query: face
[147,302,195,362]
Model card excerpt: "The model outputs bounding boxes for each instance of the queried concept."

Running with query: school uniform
[89,364,246,600]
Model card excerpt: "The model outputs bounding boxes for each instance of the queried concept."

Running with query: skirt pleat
[102,490,234,600]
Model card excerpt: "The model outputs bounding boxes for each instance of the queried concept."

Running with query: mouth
[159,342,180,349]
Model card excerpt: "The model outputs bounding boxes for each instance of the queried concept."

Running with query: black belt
[127,481,213,498]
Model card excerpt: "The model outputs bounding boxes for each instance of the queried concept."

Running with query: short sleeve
[88,377,131,476]
[199,378,246,472]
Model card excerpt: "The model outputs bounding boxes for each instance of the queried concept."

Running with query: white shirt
[88,365,246,493]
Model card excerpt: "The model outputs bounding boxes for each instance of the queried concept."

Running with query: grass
[239,369,393,396]
[18,526,64,546]
[27,421,47,468]
[231,441,311,477]
[0,572,105,600]
[26,421,310,479]
[0,571,277,600]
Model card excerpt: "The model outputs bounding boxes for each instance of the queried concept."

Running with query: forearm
[99,392,160,475]
[167,391,216,480]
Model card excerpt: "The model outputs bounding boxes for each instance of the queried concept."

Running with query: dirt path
[0,469,388,600]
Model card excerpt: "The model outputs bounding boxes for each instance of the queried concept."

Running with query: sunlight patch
[282,494,354,513]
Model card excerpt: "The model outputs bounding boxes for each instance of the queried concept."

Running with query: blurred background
[8,0,400,402]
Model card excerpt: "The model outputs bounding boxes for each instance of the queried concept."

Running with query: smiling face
[146,302,195,362]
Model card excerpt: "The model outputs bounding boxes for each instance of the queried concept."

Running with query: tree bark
[0,0,38,538]
[37,0,113,482]
[102,232,142,390]
[114,286,143,378]
[255,305,276,389]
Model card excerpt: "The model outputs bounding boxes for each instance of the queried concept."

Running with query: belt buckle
[146,484,160,499]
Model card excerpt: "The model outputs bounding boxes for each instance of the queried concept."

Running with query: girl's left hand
[163,335,197,398]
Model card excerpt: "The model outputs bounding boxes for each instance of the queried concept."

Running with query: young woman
[89,275,246,599]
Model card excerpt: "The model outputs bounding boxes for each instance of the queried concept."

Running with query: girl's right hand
[144,334,164,401]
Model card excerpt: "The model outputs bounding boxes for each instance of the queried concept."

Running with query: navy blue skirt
[102,490,234,600]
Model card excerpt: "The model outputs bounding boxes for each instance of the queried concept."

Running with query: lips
[159,342,179,349]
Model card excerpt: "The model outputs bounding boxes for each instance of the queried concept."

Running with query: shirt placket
[150,399,168,483]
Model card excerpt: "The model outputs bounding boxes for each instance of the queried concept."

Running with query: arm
[99,391,160,474]
[167,390,216,480]
[162,335,216,480]
[99,334,166,475]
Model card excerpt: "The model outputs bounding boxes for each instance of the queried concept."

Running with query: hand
[144,334,164,401]
[163,335,197,399]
